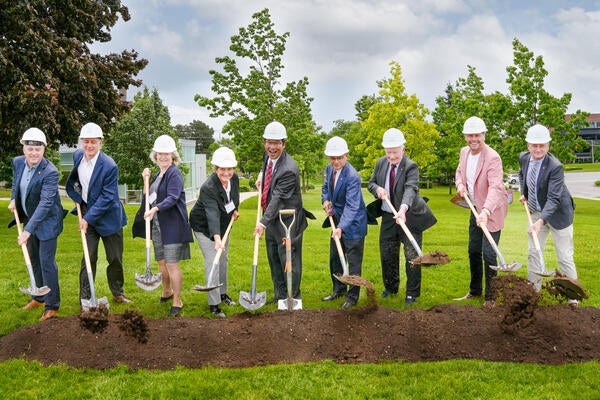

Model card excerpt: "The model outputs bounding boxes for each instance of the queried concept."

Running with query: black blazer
[519,152,574,229]
[260,151,314,240]
[189,172,240,239]
[367,155,436,232]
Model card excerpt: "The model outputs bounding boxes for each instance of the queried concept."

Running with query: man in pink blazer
[454,116,508,307]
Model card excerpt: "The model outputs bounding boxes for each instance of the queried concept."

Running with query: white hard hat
[462,116,487,134]
[263,121,287,140]
[211,146,238,168]
[381,128,406,148]
[526,124,552,144]
[79,122,104,139]
[152,135,177,153]
[324,136,349,157]
[21,127,47,146]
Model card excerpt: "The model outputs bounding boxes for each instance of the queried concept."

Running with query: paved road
[564,171,600,200]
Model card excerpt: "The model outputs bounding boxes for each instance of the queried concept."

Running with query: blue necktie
[528,160,539,212]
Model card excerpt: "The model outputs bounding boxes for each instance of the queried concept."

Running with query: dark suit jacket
[66,149,127,236]
[9,156,66,240]
[260,151,313,240]
[367,155,436,232]
[321,162,368,240]
[132,164,193,245]
[189,172,240,239]
[519,151,574,229]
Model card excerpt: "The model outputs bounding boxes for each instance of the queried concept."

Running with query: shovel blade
[490,262,522,272]
[135,272,162,291]
[533,270,556,277]
[80,296,109,312]
[239,290,267,310]
[278,298,302,310]
[20,285,50,297]
[192,283,224,292]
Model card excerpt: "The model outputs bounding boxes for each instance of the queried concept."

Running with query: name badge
[225,201,235,213]
[148,192,157,204]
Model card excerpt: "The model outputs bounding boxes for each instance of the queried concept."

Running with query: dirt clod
[79,304,109,334]
[492,275,539,334]
[118,309,149,344]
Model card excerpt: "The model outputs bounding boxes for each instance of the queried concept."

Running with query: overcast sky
[93,0,600,134]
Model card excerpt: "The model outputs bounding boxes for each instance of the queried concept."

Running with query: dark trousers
[468,213,500,301]
[79,225,125,299]
[265,227,302,300]
[27,235,60,310]
[379,213,421,297]
[329,237,364,302]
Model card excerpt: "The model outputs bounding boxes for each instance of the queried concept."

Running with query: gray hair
[150,150,181,165]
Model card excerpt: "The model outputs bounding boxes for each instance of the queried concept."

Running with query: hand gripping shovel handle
[12,209,50,296]
[462,194,507,266]
[328,215,349,276]
[383,196,423,257]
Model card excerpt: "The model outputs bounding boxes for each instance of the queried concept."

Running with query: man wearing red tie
[367,128,436,305]
[254,121,314,303]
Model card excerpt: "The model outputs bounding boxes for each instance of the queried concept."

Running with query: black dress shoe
[381,290,397,299]
[220,294,236,306]
[322,292,345,301]
[340,300,356,310]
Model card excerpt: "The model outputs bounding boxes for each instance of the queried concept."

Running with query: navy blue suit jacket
[66,149,127,236]
[9,156,65,240]
[519,152,574,229]
[321,162,367,240]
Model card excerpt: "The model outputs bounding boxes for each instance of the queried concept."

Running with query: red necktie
[389,164,396,198]
[261,160,273,210]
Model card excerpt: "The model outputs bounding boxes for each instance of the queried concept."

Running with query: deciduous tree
[0,0,147,182]
[195,8,322,178]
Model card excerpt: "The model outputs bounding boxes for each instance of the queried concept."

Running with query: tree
[195,8,322,178]
[174,120,215,154]
[357,61,439,175]
[0,1,147,182]
[103,87,178,189]
[431,66,494,191]
[501,38,588,168]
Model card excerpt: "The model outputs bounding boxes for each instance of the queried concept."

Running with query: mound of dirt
[1,302,599,370]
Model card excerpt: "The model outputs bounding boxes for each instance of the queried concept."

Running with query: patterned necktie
[389,164,396,198]
[261,160,273,210]
[527,159,539,212]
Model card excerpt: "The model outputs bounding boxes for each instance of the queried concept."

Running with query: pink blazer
[455,144,507,232]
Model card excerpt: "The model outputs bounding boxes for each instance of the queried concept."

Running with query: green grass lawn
[1,184,599,399]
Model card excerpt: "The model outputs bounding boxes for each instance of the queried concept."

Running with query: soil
[1,276,599,370]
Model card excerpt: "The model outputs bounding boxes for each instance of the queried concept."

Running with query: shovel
[239,191,267,310]
[76,203,109,311]
[524,201,555,277]
[383,196,450,266]
[12,209,51,297]
[135,174,162,291]
[192,216,234,291]
[278,209,302,311]
[462,194,521,272]
[328,215,363,288]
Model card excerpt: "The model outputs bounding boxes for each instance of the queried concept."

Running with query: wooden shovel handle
[329,215,349,276]
[523,201,542,252]
[144,174,151,249]
[12,209,33,266]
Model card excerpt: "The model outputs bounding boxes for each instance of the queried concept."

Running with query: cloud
[93,1,600,133]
